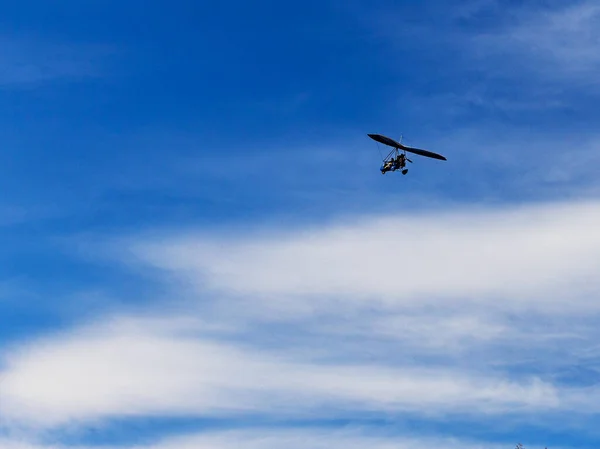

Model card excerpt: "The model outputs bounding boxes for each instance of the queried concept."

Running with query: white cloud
[507,3,600,74]
[128,199,600,313]
[363,0,600,120]
[3,198,600,442]
[363,0,600,76]
[124,428,511,449]
[0,429,516,449]
[465,1,600,84]
[0,312,571,431]
[0,441,43,449]
[111,198,600,365]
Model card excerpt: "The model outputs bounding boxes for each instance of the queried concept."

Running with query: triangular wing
[402,146,447,161]
[368,133,447,161]
[367,133,402,148]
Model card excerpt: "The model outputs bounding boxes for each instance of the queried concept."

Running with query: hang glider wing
[368,133,446,161]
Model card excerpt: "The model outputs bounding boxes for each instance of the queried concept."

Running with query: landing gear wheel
[402,169,408,175]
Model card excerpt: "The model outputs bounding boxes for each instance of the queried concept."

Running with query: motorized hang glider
[368,133,446,175]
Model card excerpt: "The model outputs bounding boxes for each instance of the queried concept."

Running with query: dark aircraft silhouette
[368,133,446,175]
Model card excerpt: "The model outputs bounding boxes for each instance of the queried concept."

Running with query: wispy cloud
[93,428,512,449]
[0,428,517,449]
[118,199,600,386]
[359,0,600,121]
[128,199,600,313]
[2,199,600,439]
[417,0,600,85]
[0,312,565,431]
[471,1,600,82]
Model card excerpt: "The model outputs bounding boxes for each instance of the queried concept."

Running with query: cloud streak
[129,199,600,313]
[0,313,566,431]
[476,1,600,81]
[360,0,600,125]
[0,428,516,449]
[1,198,600,440]
[109,428,512,449]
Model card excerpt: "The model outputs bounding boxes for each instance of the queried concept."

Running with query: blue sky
[1,1,600,448]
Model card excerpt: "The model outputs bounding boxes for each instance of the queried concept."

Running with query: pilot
[396,153,406,167]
